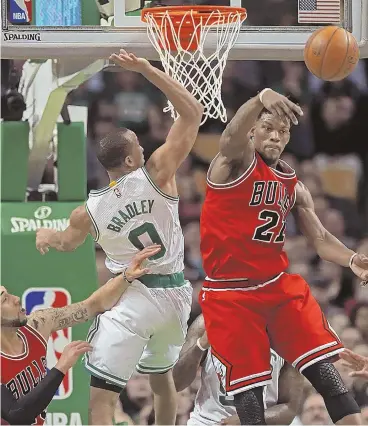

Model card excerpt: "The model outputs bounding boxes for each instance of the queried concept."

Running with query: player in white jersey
[35,49,203,425]
[173,315,305,425]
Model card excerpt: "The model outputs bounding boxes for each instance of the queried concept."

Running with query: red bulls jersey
[200,152,297,283]
[1,325,48,425]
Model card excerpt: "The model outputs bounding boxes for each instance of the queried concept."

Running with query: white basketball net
[144,9,246,125]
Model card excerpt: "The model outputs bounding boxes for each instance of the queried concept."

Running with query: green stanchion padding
[0,122,29,202]
[1,202,98,425]
[81,0,101,25]
[57,123,86,201]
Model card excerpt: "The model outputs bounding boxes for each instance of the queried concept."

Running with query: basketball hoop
[141,6,247,124]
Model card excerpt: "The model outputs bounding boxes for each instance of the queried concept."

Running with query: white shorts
[187,416,209,426]
[187,413,217,426]
[84,277,192,388]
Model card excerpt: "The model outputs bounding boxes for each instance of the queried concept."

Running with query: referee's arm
[1,367,64,425]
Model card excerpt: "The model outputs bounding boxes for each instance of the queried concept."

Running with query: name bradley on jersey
[107,199,155,232]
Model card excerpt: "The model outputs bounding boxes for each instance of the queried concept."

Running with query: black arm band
[1,367,65,425]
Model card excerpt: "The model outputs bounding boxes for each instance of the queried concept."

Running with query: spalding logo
[4,33,41,41]
[34,206,52,220]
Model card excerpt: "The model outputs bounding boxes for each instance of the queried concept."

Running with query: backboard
[2,0,368,60]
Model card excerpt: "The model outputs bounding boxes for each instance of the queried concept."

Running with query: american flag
[298,0,341,24]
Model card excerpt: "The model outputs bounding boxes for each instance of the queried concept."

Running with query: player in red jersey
[1,245,159,425]
[199,88,368,425]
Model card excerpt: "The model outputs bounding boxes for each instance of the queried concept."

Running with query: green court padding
[0,122,29,202]
[81,0,101,25]
[57,123,87,201]
[1,202,98,424]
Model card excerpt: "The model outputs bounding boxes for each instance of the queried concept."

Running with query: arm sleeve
[1,368,65,425]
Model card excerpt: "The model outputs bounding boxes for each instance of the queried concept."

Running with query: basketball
[304,26,360,81]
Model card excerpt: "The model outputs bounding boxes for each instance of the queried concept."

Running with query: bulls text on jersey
[249,181,292,244]
[6,356,47,399]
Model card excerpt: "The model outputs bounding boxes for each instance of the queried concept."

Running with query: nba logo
[9,0,32,24]
[114,187,122,198]
[22,288,73,399]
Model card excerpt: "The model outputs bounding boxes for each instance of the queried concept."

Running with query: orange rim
[141,5,247,27]
[142,5,247,52]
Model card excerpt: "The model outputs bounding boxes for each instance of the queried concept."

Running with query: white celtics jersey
[86,167,184,275]
[188,350,284,426]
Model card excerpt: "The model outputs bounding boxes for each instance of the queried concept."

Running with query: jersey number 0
[128,222,166,260]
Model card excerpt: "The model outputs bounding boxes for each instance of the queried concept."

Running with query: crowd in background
[68,53,368,424]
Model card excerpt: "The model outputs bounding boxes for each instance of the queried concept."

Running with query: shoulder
[88,172,138,199]
[140,165,179,200]
[294,181,313,208]
[207,151,257,186]
[144,158,178,191]
[22,322,48,347]
[295,180,307,193]
[26,311,52,342]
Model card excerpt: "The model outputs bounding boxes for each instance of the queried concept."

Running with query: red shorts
[199,272,344,396]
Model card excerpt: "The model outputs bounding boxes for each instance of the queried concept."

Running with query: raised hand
[109,49,151,73]
[56,341,93,374]
[350,253,368,286]
[124,244,161,282]
[339,348,368,380]
[36,229,52,255]
[260,89,303,125]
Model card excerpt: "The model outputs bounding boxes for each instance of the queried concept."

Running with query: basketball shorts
[199,272,344,396]
[85,277,192,388]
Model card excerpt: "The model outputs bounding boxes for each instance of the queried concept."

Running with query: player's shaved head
[97,128,136,171]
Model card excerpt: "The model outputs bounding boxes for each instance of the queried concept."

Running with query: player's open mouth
[20,308,26,314]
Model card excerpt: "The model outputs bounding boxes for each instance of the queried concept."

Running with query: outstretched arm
[220,89,302,161]
[36,205,92,254]
[211,89,303,184]
[173,314,209,392]
[28,245,161,340]
[295,181,368,282]
[142,63,204,186]
[219,95,262,164]
[1,371,64,425]
[110,50,203,186]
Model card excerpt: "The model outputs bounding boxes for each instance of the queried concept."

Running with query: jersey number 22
[253,210,286,243]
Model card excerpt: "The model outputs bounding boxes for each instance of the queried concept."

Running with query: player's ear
[124,155,134,167]
[248,128,255,142]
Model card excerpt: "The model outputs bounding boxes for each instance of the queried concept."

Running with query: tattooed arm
[28,245,161,340]
[28,302,91,340]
